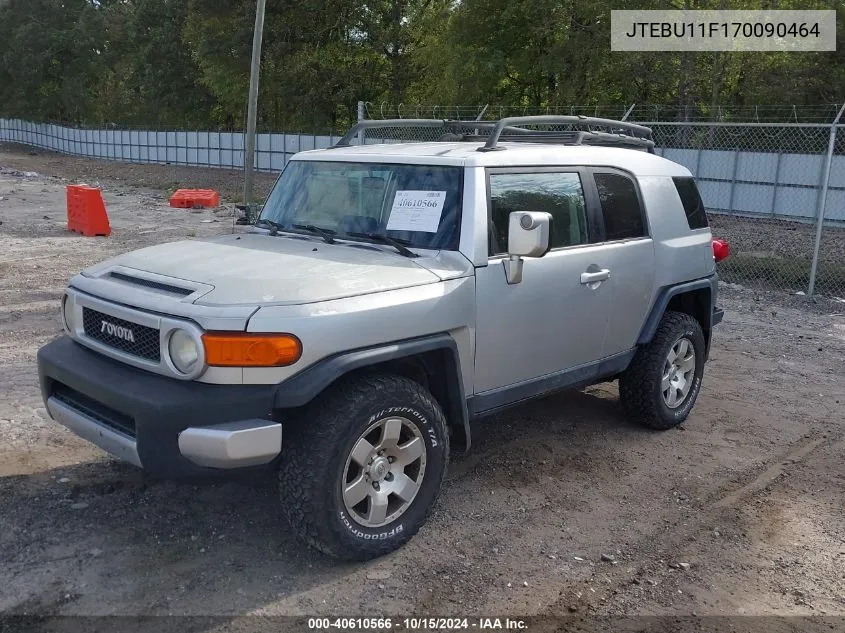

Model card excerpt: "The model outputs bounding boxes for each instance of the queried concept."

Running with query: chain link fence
[357,104,845,299]
[364,102,844,123]
[646,121,845,298]
[2,105,844,298]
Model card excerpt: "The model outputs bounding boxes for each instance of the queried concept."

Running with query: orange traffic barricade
[66,185,111,237]
[169,189,220,209]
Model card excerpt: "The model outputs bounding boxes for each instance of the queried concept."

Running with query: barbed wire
[363,103,843,124]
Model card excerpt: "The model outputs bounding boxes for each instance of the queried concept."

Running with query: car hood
[81,233,450,307]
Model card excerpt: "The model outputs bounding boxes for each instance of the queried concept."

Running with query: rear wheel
[620,311,706,430]
[278,374,449,560]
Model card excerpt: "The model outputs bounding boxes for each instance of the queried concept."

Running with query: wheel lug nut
[388,456,394,463]
[372,482,380,490]
[385,472,393,481]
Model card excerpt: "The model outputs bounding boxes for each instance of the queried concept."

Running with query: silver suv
[37,116,725,560]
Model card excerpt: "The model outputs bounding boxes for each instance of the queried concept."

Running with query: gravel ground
[0,143,278,203]
[1,149,845,631]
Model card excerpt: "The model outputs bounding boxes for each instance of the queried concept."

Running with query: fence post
[727,146,739,214]
[771,150,782,217]
[357,101,365,145]
[807,103,845,296]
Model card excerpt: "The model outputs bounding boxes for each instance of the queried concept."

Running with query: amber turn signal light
[202,332,302,367]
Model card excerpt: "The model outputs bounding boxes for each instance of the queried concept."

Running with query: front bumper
[37,336,281,478]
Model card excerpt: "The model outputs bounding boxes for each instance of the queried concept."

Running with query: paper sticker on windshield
[386,190,446,233]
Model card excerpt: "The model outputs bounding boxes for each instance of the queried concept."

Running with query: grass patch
[719,254,845,296]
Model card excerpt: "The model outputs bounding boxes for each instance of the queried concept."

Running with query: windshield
[258,160,463,250]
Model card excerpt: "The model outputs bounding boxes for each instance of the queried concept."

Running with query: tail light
[712,238,730,263]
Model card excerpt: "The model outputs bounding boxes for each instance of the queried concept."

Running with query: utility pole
[243,0,267,212]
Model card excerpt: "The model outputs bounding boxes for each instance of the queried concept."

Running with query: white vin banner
[611,10,836,52]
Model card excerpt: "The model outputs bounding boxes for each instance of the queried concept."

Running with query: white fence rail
[0,119,341,171]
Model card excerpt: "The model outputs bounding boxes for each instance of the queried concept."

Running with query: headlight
[61,294,74,333]
[168,329,200,374]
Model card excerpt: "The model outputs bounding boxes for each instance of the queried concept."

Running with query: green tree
[1,0,843,131]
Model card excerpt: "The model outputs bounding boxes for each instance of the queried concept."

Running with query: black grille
[52,382,136,438]
[109,272,193,296]
[82,307,160,361]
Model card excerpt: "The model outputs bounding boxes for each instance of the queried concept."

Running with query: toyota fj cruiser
[37,116,726,560]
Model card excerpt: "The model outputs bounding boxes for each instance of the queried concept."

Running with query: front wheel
[278,374,449,560]
[619,311,706,430]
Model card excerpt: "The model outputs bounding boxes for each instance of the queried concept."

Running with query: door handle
[580,269,611,284]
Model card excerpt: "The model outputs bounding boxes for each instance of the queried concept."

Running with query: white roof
[294,142,691,177]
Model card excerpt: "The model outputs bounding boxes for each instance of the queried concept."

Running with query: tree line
[0,0,842,133]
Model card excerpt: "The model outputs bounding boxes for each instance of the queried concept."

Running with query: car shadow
[463,384,632,451]
[1,384,651,625]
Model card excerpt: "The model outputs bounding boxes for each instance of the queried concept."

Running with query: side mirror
[503,211,552,284]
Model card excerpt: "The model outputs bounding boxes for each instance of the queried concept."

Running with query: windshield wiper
[254,218,285,236]
[255,219,336,244]
[345,231,418,258]
[292,223,336,244]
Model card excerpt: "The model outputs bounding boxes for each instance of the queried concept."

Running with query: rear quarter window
[673,177,709,230]
[593,172,646,241]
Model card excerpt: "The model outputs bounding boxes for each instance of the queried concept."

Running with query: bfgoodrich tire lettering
[278,374,449,560]
[620,311,706,430]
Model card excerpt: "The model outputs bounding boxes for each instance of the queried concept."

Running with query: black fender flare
[637,276,718,352]
[273,333,471,451]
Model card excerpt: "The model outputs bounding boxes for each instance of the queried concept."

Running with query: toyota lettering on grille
[100,320,136,343]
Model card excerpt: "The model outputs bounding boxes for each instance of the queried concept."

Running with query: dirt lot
[1,146,845,629]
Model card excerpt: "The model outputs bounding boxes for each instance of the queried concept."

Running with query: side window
[673,176,709,230]
[488,172,588,255]
[594,172,646,241]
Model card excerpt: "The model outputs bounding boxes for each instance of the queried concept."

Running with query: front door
[473,169,612,395]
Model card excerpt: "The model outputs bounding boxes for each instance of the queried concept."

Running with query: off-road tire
[619,311,706,430]
[278,373,449,560]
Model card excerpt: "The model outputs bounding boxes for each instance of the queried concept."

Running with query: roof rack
[477,115,653,151]
[333,115,655,153]
[461,130,654,151]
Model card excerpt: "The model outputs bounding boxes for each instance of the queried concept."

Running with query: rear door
[586,169,655,356]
